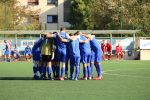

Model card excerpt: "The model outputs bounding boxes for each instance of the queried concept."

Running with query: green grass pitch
[0,60,150,100]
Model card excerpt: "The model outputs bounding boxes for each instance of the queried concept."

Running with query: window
[47,15,58,23]
[47,0,57,5]
[28,0,39,5]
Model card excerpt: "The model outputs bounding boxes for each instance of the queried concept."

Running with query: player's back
[69,38,80,57]
[56,31,69,51]
[90,37,101,52]
[79,35,91,54]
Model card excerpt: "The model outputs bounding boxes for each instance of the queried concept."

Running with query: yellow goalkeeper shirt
[41,39,53,55]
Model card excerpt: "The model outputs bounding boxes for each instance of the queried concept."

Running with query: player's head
[27,45,29,47]
[60,27,65,31]
[4,40,7,43]
[75,31,82,35]
[69,33,74,36]
[117,43,120,46]
[53,32,58,34]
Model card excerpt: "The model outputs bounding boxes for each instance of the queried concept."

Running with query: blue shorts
[81,53,91,63]
[70,56,80,67]
[57,50,67,62]
[32,54,41,61]
[4,50,10,55]
[91,51,95,62]
[94,50,103,62]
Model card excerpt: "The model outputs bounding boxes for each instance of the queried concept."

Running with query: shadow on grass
[0,77,34,80]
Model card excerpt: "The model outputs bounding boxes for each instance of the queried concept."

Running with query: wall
[140,50,150,60]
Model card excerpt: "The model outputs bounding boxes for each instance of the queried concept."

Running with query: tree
[70,0,94,30]
[0,0,40,30]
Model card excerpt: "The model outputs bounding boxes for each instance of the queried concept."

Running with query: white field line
[103,68,150,79]
[103,61,150,66]
[103,72,150,79]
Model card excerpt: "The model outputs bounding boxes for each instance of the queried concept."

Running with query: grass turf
[0,60,150,100]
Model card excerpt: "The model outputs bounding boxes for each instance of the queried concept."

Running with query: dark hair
[69,33,73,36]
[53,32,58,34]
[60,27,65,31]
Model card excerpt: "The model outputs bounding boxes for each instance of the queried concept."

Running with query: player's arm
[79,37,90,44]
[82,33,91,39]
[57,34,69,43]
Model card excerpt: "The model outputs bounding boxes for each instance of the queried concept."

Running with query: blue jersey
[4,43,10,55]
[55,31,70,62]
[90,37,103,54]
[32,38,43,61]
[90,37,103,62]
[24,47,32,55]
[56,31,70,52]
[68,38,80,57]
[79,35,91,55]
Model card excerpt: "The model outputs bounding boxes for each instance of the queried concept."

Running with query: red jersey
[106,43,112,52]
[101,43,107,52]
[116,45,122,53]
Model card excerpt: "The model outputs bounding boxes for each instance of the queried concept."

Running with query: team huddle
[32,27,103,80]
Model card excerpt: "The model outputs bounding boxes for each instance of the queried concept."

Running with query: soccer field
[0,60,150,100]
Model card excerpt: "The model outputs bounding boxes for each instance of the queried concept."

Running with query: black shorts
[42,55,52,62]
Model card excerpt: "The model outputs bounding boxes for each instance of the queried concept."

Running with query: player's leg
[80,55,88,80]
[55,62,60,80]
[59,51,67,80]
[87,54,92,80]
[93,52,103,80]
[47,61,52,80]
[69,56,75,80]
[33,61,39,79]
[41,55,48,79]
[74,56,80,80]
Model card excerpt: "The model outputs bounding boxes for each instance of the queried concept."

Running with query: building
[17,0,70,30]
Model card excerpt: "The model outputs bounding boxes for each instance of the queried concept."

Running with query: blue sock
[61,67,65,77]
[90,63,94,77]
[43,67,46,76]
[39,66,43,75]
[65,62,68,76]
[47,67,51,77]
[95,63,102,77]
[7,58,11,62]
[56,66,60,78]
[87,66,91,77]
[52,65,56,76]
[70,66,74,79]
[33,67,38,76]
[75,66,80,79]
[83,67,87,78]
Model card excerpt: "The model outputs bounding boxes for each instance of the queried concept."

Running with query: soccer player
[89,35,103,80]
[32,38,43,80]
[40,33,56,80]
[11,44,20,62]
[101,40,107,60]
[68,34,80,80]
[55,27,71,80]
[24,45,32,61]
[115,43,124,60]
[3,40,11,62]
[106,41,112,60]
[77,31,91,80]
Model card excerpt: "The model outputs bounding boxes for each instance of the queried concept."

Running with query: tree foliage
[70,0,150,36]
[0,0,40,30]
